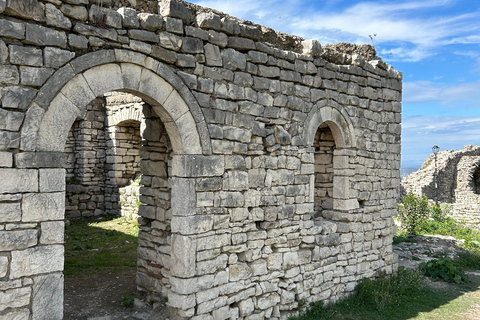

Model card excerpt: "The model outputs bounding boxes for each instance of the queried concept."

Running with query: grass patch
[64,216,139,278]
[290,270,480,320]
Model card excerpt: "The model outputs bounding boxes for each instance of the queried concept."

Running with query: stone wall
[401,145,480,225]
[0,0,402,319]
[64,92,144,219]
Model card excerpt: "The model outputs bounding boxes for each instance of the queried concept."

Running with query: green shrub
[397,193,431,234]
[455,250,480,270]
[419,257,468,283]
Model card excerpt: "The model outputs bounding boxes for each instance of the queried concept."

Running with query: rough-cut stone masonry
[402,145,480,226]
[64,92,144,219]
[0,0,402,319]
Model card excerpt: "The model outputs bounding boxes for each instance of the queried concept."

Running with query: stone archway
[18,51,212,318]
[301,102,359,213]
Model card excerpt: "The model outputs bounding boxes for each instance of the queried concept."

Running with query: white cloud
[403,80,480,104]
[402,116,480,163]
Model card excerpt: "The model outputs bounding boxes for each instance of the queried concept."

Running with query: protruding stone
[118,7,139,28]
[302,39,322,58]
[4,0,46,22]
[159,0,189,21]
[196,12,221,30]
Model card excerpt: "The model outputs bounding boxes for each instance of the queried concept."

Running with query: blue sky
[190,0,480,168]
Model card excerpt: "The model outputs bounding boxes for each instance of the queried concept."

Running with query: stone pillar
[1,152,66,319]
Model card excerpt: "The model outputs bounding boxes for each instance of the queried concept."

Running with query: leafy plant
[120,294,135,308]
[397,192,430,234]
[419,257,468,283]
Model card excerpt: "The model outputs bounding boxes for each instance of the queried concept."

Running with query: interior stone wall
[0,0,402,319]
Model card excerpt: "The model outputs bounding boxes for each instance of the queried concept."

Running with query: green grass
[290,270,480,320]
[64,216,139,278]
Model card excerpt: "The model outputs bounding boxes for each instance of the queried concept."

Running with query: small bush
[397,193,431,234]
[455,250,480,270]
[419,257,468,283]
[120,294,135,308]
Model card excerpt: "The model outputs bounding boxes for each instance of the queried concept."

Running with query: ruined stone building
[0,0,402,319]
[402,145,480,225]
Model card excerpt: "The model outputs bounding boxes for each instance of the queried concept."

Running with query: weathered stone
[228,37,256,50]
[128,29,159,42]
[60,3,88,20]
[0,39,8,63]
[0,169,38,193]
[39,168,65,192]
[22,192,64,222]
[88,5,122,29]
[196,12,221,30]
[43,47,75,68]
[0,287,31,312]
[173,155,224,177]
[4,0,45,22]
[40,221,64,245]
[165,16,183,34]
[181,37,204,54]
[138,13,163,31]
[158,31,182,51]
[0,131,20,150]
[9,45,43,66]
[26,24,67,48]
[1,86,37,110]
[0,109,24,132]
[0,230,37,251]
[229,262,252,281]
[10,245,64,278]
[0,151,12,167]
[73,23,117,42]
[68,33,88,49]
[20,67,54,87]
[159,0,189,20]
[118,7,139,28]
[0,19,25,39]
[0,65,19,84]
[45,3,71,29]
[32,273,63,320]
[170,234,196,277]
[221,48,246,71]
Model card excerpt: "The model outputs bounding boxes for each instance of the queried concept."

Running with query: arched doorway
[20,52,212,318]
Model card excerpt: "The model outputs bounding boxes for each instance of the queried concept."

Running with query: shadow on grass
[293,274,480,320]
[64,215,138,278]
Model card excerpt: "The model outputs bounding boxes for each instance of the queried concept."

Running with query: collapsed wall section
[0,0,402,319]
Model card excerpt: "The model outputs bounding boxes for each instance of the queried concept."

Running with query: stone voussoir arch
[301,100,356,148]
[20,49,212,155]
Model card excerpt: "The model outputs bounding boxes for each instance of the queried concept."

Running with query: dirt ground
[64,271,170,320]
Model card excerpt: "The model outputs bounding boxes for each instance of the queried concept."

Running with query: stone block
[128,29,159,42]
[20,66,54,86]
[172,155,224,177]
[118,7,139,28]
[204,43,222,66]
[170,234,196,277]
[181,37,204,54]
[0,109,24,131]
[1,86,37,110]
[45,3,71,29]
[0,65,19,85]
[159,0,189,20]
[171,178,196,216]
[40,221,64,244]
[0,0,5,13]
[0,169,38,194]
[15,152,65,168]
[0,255,7,277]
[32,273,63,320]
[9,45,43,66]
[22,192,64,222]
[0,131,20,150]
[0,151,12,167]
[26,24,67,48]
[138,13,164,31]
[68,33,88,49]
[222,48,246,71]
[171,215,213,235]
[44,47,75,68]
[0,229,38,250]
[196,12,221,30]
[0,19,25,39]
[39,169,65,192]
[73,23,117,42]
[4,0,45,22]
[227,37,255,50]
[0,287,31,313]
[10,245,64,278]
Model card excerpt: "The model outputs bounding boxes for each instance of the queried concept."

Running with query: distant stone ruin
[0,0,402,319]
[402,145,480,225]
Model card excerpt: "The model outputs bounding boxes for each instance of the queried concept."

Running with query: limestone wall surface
[402,145,480,225]
[0,0,402,319]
